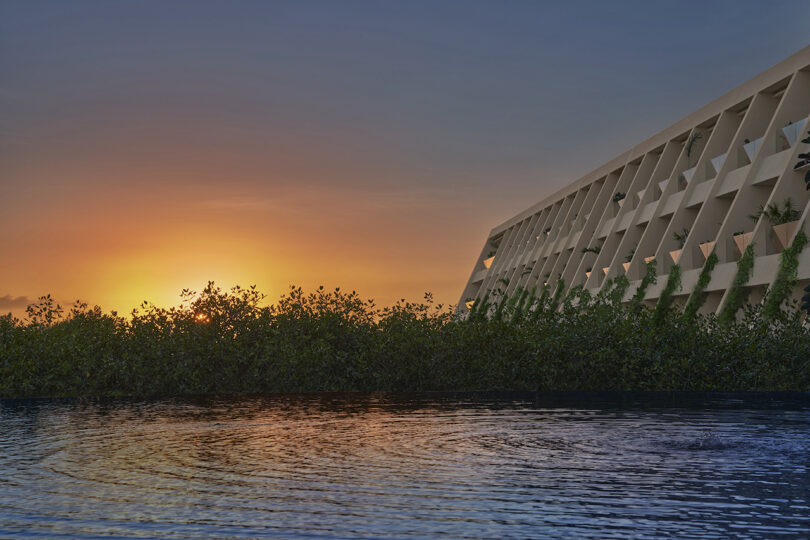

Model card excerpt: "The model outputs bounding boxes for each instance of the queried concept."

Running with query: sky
[1,0,808,317]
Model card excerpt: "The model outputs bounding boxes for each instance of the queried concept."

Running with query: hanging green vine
[503,286,524,315]
[539,280,551,300]
[508,286,529,323]
[596,277,614,301]
[682,251,719,320]
[763,230,808,320]
[493,287,510,321]
[653,264,682,323]
[562,285,584,310]
[610,275,631,305]
[718,243,756,325]
[529,283,551,322]
[630,261,658,312]
[548,279,566,312]
[513,286,537,324]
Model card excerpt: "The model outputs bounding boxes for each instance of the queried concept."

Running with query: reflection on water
[1,393,809,538]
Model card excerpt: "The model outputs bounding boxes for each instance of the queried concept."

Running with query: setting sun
[2,2,810,538]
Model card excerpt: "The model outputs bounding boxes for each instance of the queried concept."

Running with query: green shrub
[2,278,810,397]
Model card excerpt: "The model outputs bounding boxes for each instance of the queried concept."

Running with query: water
[1,393,809,539]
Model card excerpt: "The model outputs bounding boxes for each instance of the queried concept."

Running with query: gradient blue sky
[1,0,808,314]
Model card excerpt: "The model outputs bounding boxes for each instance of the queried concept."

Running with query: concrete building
[460,46,810,315]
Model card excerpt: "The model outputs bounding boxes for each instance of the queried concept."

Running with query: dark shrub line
[1,279,809,397]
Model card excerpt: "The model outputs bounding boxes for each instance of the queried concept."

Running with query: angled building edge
[459,45,810,316]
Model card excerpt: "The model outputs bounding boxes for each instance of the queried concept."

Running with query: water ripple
[0,393,809,538]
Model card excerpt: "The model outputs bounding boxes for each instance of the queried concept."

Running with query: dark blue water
[1,393,809,539]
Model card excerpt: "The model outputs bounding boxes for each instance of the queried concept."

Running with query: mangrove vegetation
[1,279,810,397]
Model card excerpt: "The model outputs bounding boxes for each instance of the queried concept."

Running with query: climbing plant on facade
[548,279,566,312]
[653,264,682,324]
[610,275,631,305]
[630,261,657,312]
[682,251,719,320]
[763,230,808,320]
[718,244,756,325]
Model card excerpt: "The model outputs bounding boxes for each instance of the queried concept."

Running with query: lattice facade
[460,46,810,315]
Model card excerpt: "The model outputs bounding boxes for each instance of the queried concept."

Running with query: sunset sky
[1,1,808,317]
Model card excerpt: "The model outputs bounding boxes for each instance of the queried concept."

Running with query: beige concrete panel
[649,118,735,276]
[679,92,780,273]
[474,226,517,302]
[582,165,647,287]
[686,179,714,208]
[489,219,531,292]
[575,175,625,287]
[522,206,562,290]
[504,213,542,295]
[461,47,810,314]
[561,184,616,288]
[715,78,796,272]
[528,175,615,290]
[488,46,810,237]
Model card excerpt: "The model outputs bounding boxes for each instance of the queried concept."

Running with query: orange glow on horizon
[0,98,494,321]
[0,176,482,319]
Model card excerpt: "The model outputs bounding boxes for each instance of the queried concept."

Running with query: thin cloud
[0,294,31,309]
[198,197,272,210]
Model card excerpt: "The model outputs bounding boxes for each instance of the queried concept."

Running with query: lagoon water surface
[1,393,809,538]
